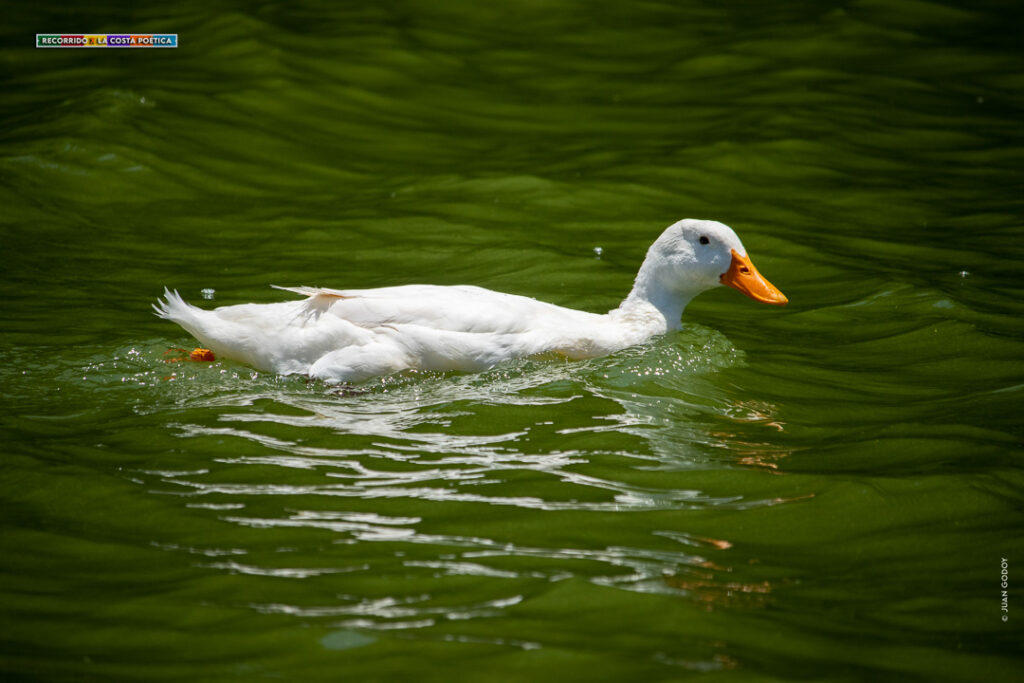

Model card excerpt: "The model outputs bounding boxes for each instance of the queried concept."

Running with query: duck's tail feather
[153,288,225,354]
[153,288,211,338]
[152,287,192,321]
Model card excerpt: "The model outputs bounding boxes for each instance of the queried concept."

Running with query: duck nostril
[740,266,750,274]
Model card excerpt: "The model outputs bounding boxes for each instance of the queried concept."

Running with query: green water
[2,1,1023,680]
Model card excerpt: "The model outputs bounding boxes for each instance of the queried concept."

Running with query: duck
[154,219,787,383]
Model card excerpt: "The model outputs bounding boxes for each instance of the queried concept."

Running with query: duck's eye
[699,236,710,245]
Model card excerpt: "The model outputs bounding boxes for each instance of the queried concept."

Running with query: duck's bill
[720,250,788,305]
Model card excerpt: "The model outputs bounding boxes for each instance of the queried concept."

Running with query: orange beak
[720,250,788,305]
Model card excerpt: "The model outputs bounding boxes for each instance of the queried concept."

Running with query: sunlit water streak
[2,330,786,613]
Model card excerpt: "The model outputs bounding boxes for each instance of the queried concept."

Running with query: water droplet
[201,288,215,299]
[321,630,376,651]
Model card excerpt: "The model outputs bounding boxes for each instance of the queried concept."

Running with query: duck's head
[627,219,787,321]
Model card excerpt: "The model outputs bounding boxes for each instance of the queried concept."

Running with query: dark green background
[2,1,1022,680]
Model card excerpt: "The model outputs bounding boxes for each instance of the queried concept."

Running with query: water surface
[2,1,1022,680]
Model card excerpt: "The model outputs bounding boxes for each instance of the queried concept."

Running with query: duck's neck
[611,264,694,334]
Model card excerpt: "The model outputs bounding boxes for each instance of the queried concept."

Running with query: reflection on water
[3,326,814,645]
[68,327,794,636]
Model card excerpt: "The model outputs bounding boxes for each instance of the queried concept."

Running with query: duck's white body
[155,219,786,383]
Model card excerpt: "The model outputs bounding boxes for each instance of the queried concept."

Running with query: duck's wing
[272,284,602,335]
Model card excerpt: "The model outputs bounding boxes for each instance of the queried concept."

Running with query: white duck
[155,219,787,383]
